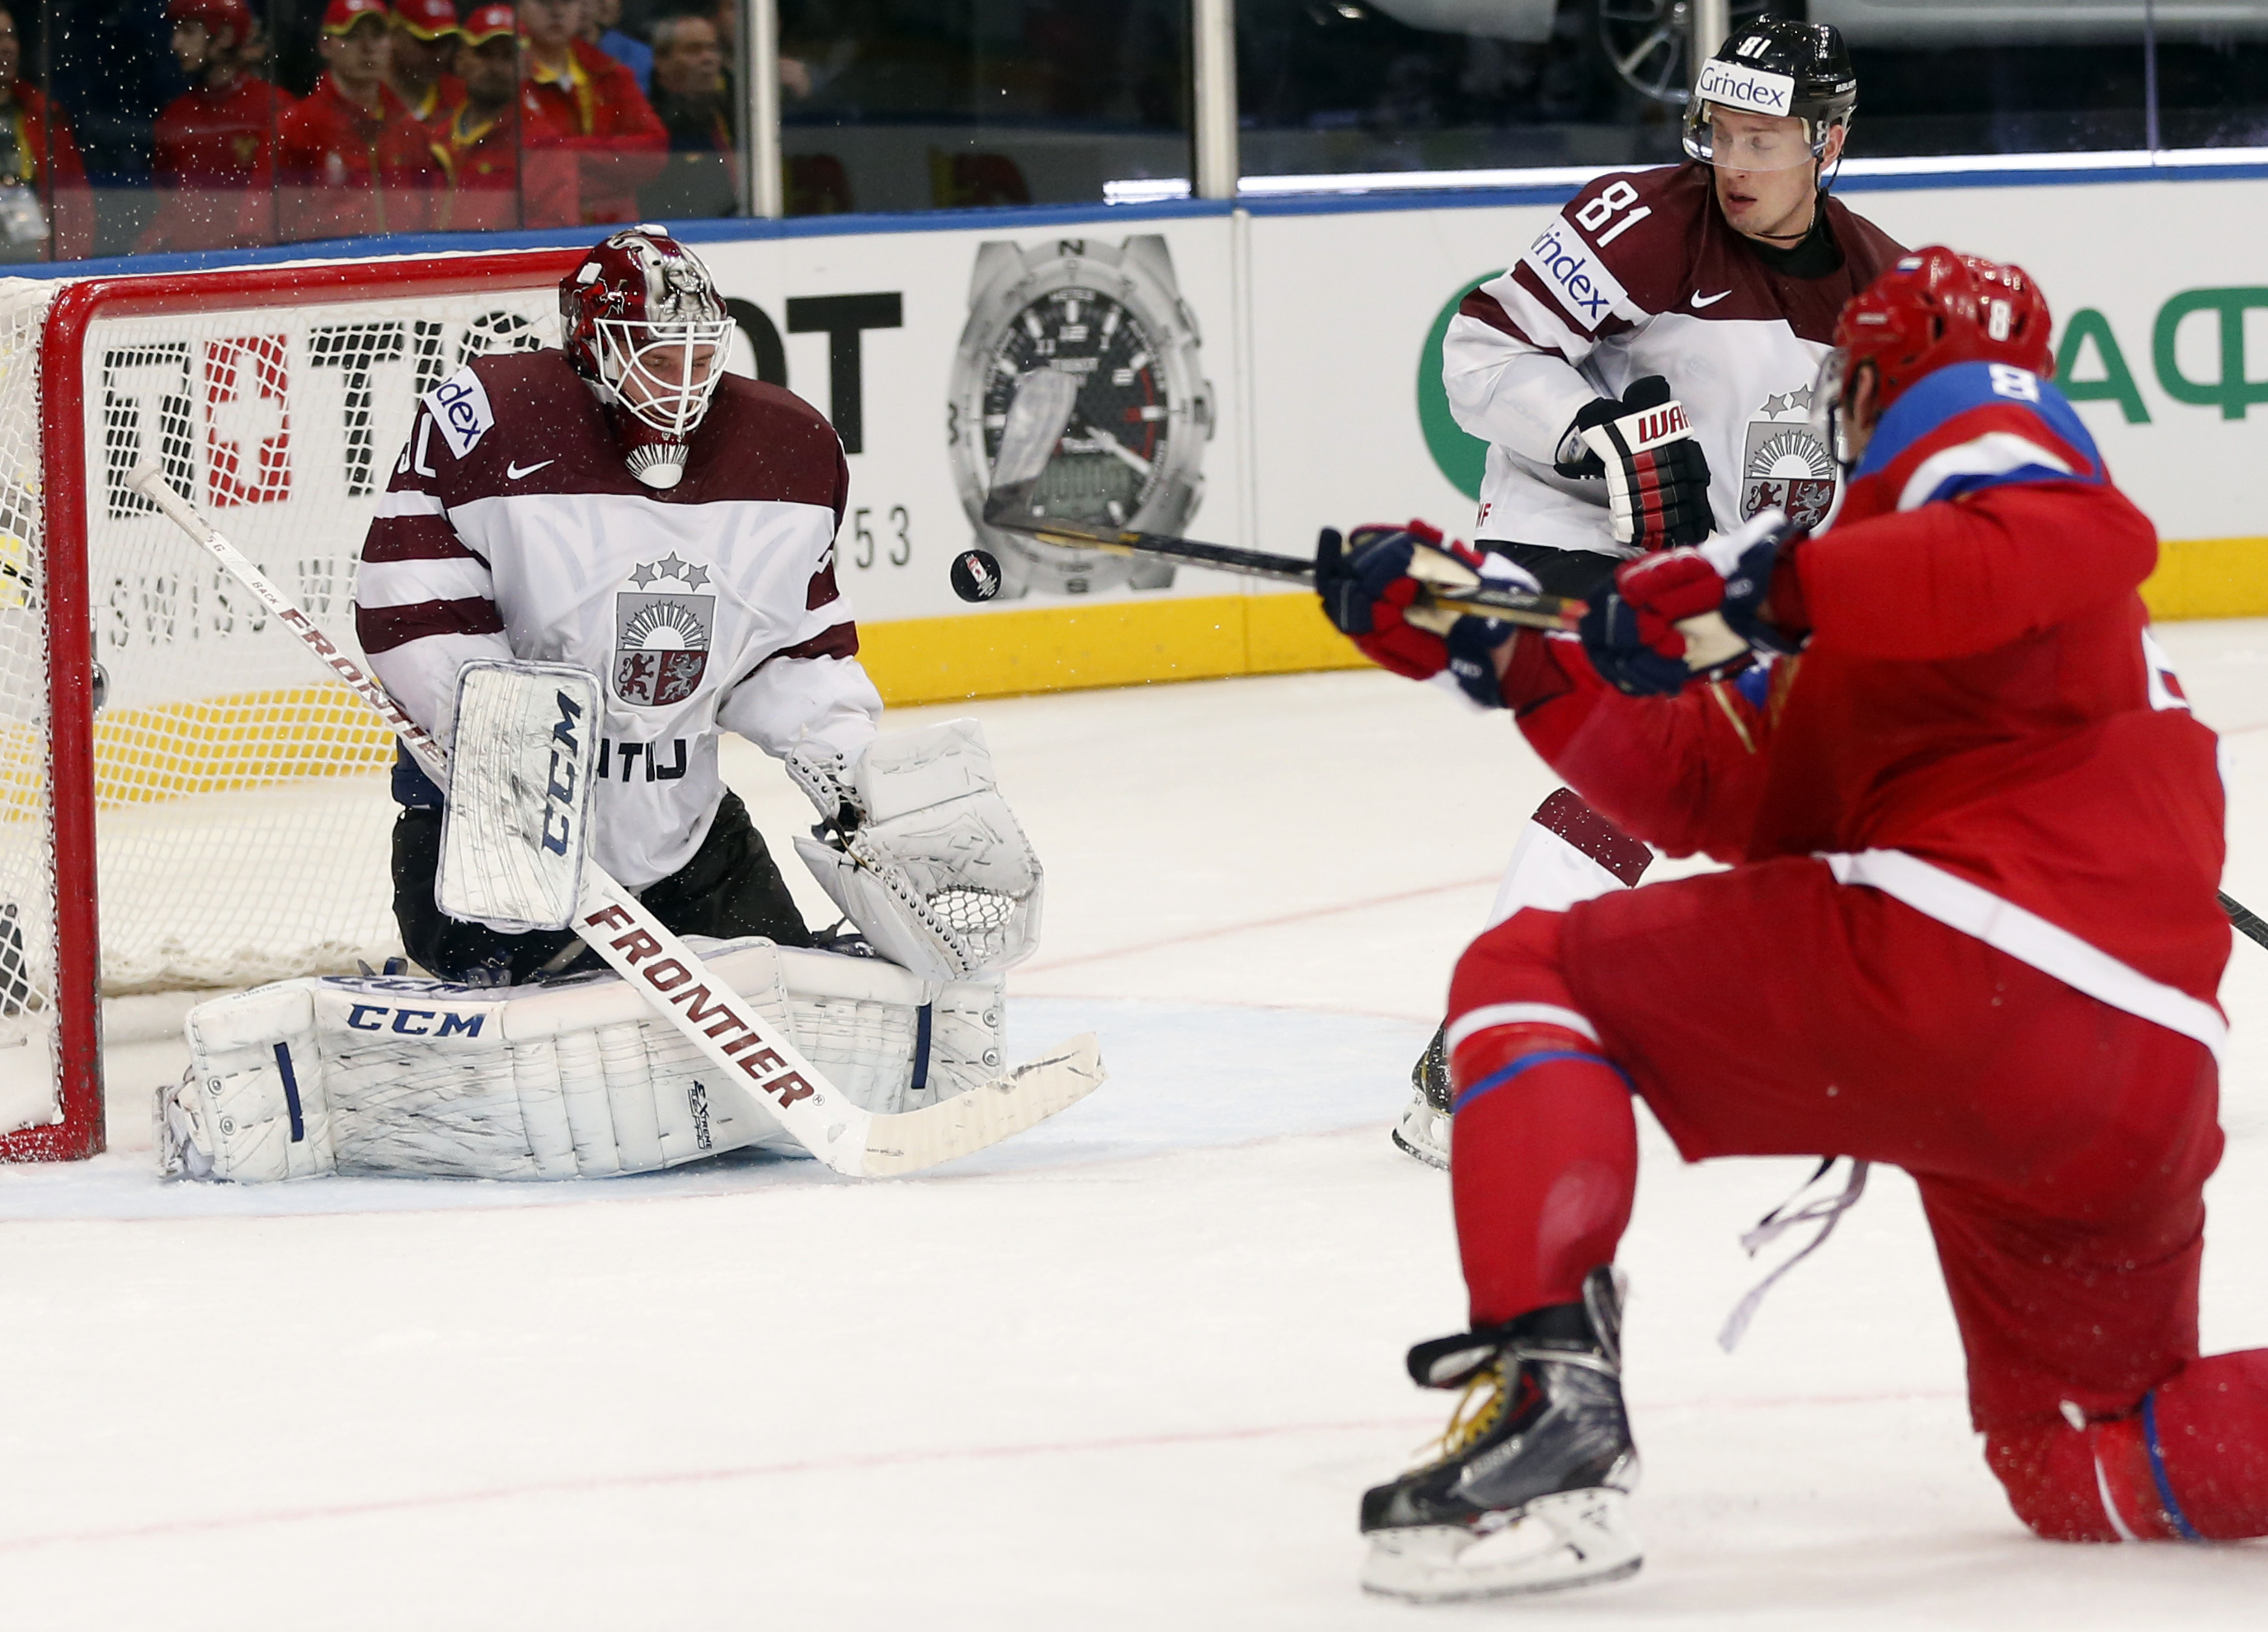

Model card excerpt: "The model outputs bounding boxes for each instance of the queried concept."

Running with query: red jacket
[435,102,520,232]
[139,73,289,252]
[2,82,92,261]
[519,40,666,228]
[1501,365,2228,1026]
[277,74,443,241]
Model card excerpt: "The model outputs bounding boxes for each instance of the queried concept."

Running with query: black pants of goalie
[391,789,812,985]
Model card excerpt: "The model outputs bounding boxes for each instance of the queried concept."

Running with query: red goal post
[0,250,582,1162]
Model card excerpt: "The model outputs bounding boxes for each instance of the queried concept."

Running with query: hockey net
[0,251,580,1158]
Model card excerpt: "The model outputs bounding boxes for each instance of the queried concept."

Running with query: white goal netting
[0,265,562,1136]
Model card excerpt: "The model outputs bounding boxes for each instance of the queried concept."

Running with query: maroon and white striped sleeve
[355,417,514,745]
[714,520,880,763]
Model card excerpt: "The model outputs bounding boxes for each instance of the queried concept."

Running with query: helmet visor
[1810,347,1860,469]
[595,317,735,438]
[1682,103,1820,172]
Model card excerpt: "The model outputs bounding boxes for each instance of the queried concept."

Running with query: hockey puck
[950,548,1004,603]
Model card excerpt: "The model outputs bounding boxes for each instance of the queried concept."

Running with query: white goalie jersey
[1443,162,1905,556]
[356,349,881,889]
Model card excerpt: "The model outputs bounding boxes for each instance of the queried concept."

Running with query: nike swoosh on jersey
[1690,290,1731,309]
[506,459,556,479]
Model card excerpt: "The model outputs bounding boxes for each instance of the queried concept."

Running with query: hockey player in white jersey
[152,228,1059,1186]
[360,227,885,985]
[1352,17,1906,1164]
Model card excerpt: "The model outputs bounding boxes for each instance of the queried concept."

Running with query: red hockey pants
[1445,855,2268,1542]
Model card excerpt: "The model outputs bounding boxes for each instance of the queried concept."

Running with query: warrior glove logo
[614,553,715,708]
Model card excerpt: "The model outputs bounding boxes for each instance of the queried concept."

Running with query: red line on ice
[1019,875,1500,974]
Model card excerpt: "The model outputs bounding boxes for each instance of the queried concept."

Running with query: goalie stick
[979,369,1585,633]
[127,463,1103,1178]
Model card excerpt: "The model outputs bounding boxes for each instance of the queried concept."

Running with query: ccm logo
[543,689,585,856]
[581,905,817,1108]
[345,1004,485,1037]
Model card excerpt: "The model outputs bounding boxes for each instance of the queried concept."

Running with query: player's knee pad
[159,940,1006,1183]
[1443,909,1616,1102]
[1985,1400,2204,1545]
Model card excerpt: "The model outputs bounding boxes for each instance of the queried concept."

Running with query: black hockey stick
[2223,891,2268,952]
[975,370,1587,633]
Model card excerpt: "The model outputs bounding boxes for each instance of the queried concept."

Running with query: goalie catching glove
[1555,376,1715,553]
[788,719,1042,982]
[1315,520,1537,709]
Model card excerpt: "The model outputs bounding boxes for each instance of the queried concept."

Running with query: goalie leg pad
[173,943,1009,1180]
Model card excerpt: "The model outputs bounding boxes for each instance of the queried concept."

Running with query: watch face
[979,286,1170,529]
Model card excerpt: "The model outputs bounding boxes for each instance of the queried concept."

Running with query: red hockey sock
[1447,1023,1637,1328]
[1987,1351,2268,1542]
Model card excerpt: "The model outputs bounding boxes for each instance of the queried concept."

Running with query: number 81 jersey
[1445,162,1905,555]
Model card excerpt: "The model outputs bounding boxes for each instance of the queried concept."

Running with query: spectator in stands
[0,7,94,261]
[584,0,652,93]
[519,0,665,226]
[638,10,734,220]
[138,0,289,253]
[278,0,445,240]
[390,0,467,130]
[435,1,520,229]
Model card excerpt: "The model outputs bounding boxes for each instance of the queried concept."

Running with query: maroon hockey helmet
[1810,247,1986,466]
[1962,255,2055,379]
[561,228,735,487]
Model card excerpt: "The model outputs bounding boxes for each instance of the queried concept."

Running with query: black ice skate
[1360,1267,1640,1601]
[1390,1025,1452,1169]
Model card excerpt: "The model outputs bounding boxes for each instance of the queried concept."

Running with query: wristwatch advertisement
[948,234,1214,599]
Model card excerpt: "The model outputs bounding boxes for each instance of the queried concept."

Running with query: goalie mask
[1682,17,1856,186]
[562,228,735,490]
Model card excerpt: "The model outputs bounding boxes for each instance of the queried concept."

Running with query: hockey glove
[1579,590,1695,697]
[1610,509,1809,681]
[1315,522,1522,708]
[1556,376,1715,553]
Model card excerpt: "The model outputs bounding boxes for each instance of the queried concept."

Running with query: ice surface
[2,622,2266,1627]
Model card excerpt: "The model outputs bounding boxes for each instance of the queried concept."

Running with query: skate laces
[1716,1156,1870,1352]
[1413,1362,1511,1468]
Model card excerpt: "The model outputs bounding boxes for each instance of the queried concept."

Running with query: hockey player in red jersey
[357,228,880,984]
[1369,16,1907,1168]
[1335,249,2267,1600]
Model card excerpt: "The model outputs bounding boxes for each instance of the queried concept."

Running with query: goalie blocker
[160,939,1009,1182]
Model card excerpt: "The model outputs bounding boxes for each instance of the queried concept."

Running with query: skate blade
[1390,1101,1450,1170]
[1361,1489,1641,1602]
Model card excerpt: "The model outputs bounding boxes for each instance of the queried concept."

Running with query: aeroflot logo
[1521,220,1630,333]
[1696,61,1794,116]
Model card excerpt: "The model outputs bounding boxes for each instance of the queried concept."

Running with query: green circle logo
[1418,271,1506,501]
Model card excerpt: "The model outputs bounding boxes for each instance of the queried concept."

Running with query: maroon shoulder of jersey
[676,375,849,520]
[1482,162,1712,347]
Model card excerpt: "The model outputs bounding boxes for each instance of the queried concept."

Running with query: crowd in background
[1,0,743,261]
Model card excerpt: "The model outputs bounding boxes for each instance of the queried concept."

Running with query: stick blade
[855,1032,1105,1177]
[983,369,1080,520]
